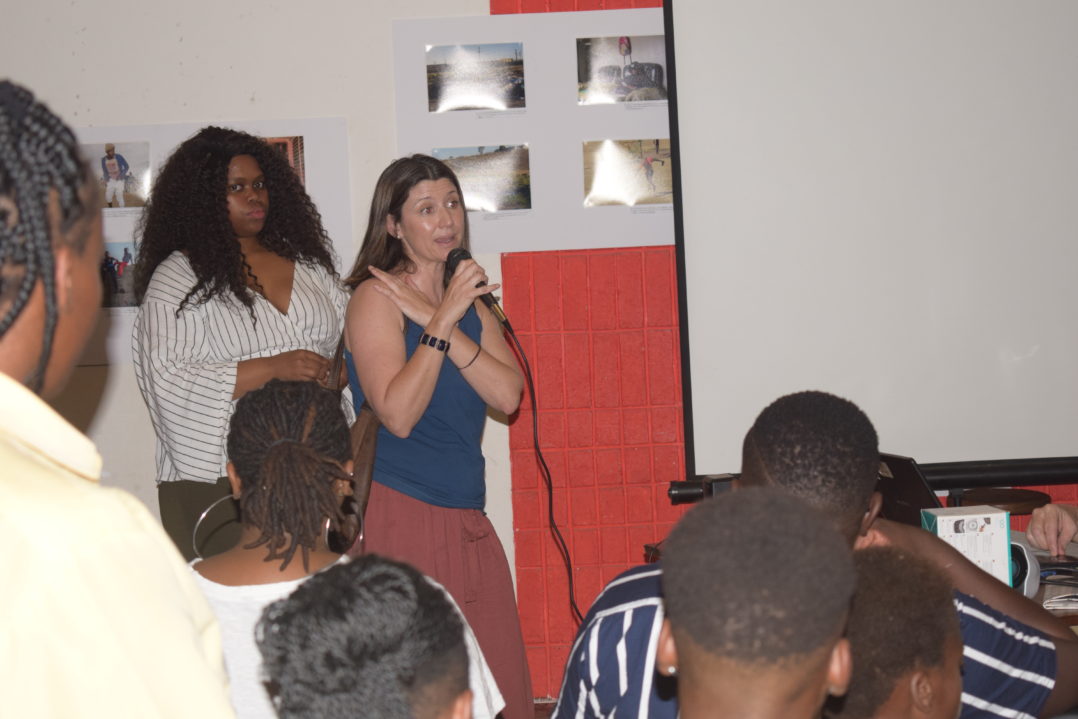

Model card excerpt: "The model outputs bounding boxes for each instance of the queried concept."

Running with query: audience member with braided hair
[0,80,233,717]
[258,554,477,719]
[823,547,962,719]
[191,379,502,719]
[132,126,350,559]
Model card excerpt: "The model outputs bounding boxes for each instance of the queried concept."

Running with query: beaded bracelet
[456,344,482,370]
[419,332,450,353]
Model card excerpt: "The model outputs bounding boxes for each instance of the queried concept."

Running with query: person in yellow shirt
[0,80,234,718]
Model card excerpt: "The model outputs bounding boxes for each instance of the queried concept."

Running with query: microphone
[445,247,512,332]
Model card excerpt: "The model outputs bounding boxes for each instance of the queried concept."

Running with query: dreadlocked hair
[257,554,468,719]
[0,81,92,391]
[133,126,337,312]
[227,380,351,572]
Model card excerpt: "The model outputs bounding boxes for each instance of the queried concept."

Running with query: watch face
[966,519,980,532]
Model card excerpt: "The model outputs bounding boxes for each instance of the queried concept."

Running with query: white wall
[670,0,1078,475]
[5,0,518,571]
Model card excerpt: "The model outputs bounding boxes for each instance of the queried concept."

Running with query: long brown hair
[344,154,469,290]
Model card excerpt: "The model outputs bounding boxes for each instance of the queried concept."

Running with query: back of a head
[0,81,93,391]
[663,487,855,669]
[741,390,879,538]
[257,554,469,719]
[227,379,351,571]
[824,547,961,719]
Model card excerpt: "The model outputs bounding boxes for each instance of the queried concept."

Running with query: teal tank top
[345,305,486,509]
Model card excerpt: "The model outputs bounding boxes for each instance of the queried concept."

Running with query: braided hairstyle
[133,126,337,311]
[257,554,469,719]
[227,379,351,572]
[0,81,92,391]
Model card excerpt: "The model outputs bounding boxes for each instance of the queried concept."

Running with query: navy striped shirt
[553,564,1056,719]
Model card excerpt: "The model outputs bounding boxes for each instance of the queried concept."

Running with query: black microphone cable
[504,326,585,625]
[447,248,584,624]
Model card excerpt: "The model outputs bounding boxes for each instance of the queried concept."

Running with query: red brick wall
[491,0,675,700]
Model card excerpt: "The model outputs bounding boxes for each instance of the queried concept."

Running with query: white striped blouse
[132,251,349,484]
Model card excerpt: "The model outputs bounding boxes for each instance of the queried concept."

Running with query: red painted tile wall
[503,247,685,698]
[492,0,672,700]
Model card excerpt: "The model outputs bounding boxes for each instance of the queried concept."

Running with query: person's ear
[826,637,852,697]
[385,214,400,240]
[225,461,243,499]
[655,618,679,677]
[333,460,355,497]
[444,688,472,719]
[910,669,934,716]
[859,491,884,536]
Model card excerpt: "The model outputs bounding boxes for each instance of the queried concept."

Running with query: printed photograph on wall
[426,42,526,112]
[101,240,137,308]
[81,141,151,211]
[577,35,668,105]
[583,138,672,206]
[432,144,531,212]
[264,135,306,185]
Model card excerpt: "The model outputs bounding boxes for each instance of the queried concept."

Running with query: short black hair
[742,390,879,538]
[823,547,959,719]
[662,487,854,664]
[257,554,468,719]
[0,81,93,391]
[227,380,351,572]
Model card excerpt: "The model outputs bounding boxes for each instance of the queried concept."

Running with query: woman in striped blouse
[132,126,347,560]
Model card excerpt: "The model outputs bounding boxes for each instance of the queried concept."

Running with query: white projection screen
[666,0,1078,478]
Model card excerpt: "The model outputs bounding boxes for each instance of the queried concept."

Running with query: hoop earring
[326,496,366,555]
[192,494,236,560]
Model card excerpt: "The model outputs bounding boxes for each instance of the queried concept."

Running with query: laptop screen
[877,453,943,527]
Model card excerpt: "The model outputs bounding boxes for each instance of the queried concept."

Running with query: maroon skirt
[361,480,534,719]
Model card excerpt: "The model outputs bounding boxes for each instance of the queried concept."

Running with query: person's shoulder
[581,563,664,625]
[346,275,398,317]
[598,563,664,604]
[142,251,197,303]
[953,590,1054,649]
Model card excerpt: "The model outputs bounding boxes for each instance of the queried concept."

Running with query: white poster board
[394,9,672,253]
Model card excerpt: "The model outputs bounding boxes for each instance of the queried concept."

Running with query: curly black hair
[823,547,959,719]
[227,380,352,572]
[133,126,337,311]
[741,390,880,540]
[257,554,469,719]
[0,81,93,392]
[663,487,854,664]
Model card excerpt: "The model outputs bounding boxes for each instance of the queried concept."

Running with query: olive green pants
[158,477,241,562]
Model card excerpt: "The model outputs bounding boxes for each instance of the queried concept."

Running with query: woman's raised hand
[368,266,439,328]
[368,260,499,329]
[439,257,500,323]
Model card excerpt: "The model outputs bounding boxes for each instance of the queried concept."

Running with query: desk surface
[1028,536,1078,626]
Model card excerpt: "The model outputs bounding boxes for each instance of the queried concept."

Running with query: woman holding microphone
[343,154,532,718]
